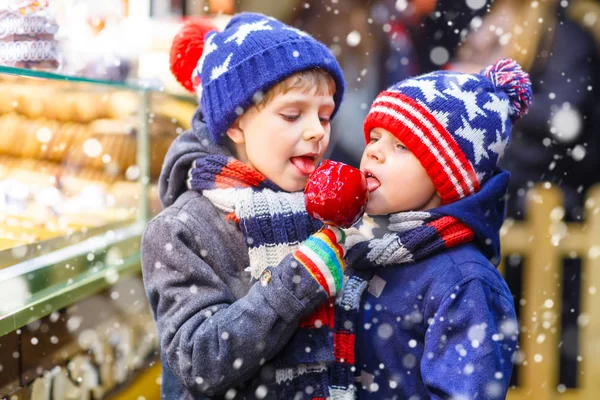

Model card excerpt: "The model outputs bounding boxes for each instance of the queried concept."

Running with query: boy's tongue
[367,176,380,192]
[291,156,316,176]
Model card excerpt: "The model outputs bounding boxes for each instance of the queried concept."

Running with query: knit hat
[363,58,532,204]
[170,13,345,142]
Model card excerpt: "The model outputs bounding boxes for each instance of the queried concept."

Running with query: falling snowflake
[430,47,450,66]
[467,323,488,348]
[485,381,504,398]
[550,106,582,143]
[402,354,416,369]
[455,344,468,357]
[500,319,518,336]
[83,138,103,158]
[105,268,119,284]
[377,323,394,340]
[395,0,408,12]
[463,363,474,375]
[255,385,268,399]
[346,30,361,47]
[571,145,586,161]
[67,316,83,332]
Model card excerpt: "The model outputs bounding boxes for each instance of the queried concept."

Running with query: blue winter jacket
[351,170,518,400]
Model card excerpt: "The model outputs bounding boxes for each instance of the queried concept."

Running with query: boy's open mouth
[290,155,316,176]
[365,171,381,193]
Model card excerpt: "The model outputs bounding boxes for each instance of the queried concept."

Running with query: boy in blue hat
[142,13,348,399]
[328,59,531,399]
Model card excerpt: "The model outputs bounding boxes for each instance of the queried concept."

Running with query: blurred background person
[450,0,599,388]
[451,0,599,222]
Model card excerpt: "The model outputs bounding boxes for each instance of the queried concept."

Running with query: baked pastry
[0,2,60,70]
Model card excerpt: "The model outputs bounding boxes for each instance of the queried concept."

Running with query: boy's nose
[367,145,385,163]
[303,121,326,142]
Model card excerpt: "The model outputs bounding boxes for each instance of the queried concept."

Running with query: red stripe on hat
[334,332,355,364]
[364,91,480,203]
[364,108,461,203]
[374,93,477,196]
[294,251,331,297]
[428,216,475,247]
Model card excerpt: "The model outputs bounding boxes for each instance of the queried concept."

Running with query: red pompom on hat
[169,17,217,92]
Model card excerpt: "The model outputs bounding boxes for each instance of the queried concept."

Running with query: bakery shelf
[0,63,194,346]
[0,221,143,337]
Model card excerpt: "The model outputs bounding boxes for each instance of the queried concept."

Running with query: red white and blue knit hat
[170,13,345,143]
[363,58,532,204]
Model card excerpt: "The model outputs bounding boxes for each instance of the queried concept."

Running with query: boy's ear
[226,122,245,145]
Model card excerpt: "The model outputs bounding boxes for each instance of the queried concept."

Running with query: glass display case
[0,66,196,400]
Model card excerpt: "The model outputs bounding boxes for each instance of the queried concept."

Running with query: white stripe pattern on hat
[374,94,478,195]
[370,104,468,199]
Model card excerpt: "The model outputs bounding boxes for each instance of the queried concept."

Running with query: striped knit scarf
[187,154,321,278]
[187,154,335,398]
[330,211,475,398]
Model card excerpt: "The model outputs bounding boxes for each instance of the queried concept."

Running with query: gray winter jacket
[141,111,327,399]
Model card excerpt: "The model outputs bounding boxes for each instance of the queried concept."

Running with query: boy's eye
[396,143,408,151]
[281,114,300,121]
[369,137,379,143]
[319,117,331,125]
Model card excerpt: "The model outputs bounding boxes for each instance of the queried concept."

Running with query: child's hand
[293,226,346,297]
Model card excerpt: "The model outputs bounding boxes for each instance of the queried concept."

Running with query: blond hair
[257,69,337,108]
[222,69,336,153]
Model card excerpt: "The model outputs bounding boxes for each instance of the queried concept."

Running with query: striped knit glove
[293,226,346,297]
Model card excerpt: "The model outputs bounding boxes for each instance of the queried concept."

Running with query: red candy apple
[304,160,368,228]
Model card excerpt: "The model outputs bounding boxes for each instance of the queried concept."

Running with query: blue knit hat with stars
[364,58,533,204]
[179,13,345,142]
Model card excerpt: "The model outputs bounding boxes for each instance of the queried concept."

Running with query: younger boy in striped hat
[325,59,532,399]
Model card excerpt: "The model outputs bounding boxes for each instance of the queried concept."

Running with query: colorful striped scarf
[187,154,335,398]
[187,154,321,278]
[330,211,475,398]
